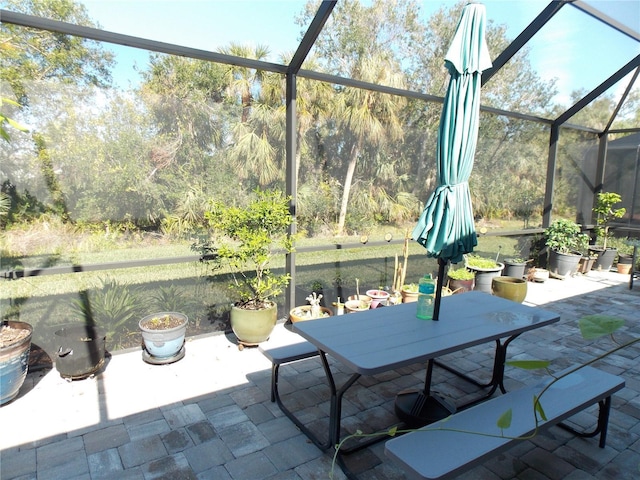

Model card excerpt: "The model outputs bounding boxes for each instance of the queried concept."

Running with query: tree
[0,0,114,103]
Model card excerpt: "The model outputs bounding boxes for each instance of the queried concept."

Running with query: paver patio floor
[2,270,639,479]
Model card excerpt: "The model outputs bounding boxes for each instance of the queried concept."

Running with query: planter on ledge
[289,305,332,322]
[548,250,581,279]
[0,321,33,406]
[491,276,527,303]
[54,324,107,380]
[466,262,504,293]
[400,285,419,303]
[590,247,617,272]
[366,289,390,308]
[139,312,188,364]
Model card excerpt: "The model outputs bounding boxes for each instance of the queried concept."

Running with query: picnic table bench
[259,340,319,402]
[385,366,625,480]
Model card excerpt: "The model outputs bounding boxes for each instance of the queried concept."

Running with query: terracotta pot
[347,295,372,309]
[617,263,632,275]
[400,288,419,303]
[447,277,475,293]
[577,256,596,274]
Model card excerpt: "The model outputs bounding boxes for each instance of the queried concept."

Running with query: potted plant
[0,320,33,405]
[577,251,597,275]
[544,219,588,279]
[591,192,626,272]
[464,255,504,293]
[502,257,528,279]
[289,292,332,322]
[139,312,188,363]
[400,283,419,303]
[491,276,527,303]
[200,189,294,347]
[446,267,475,293]
[69,277,143,376]
[608,238,635,275]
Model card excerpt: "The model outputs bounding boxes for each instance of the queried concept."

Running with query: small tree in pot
[198,189,294,347]
[591,192,626,271]
[544,219,589,278]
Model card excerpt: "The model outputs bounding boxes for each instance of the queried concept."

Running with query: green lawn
[1,222,532,357]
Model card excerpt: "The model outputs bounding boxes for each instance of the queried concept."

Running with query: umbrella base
[395,390,456,429]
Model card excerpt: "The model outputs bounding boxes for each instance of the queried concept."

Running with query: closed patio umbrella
[396,1,493,429]
[412,1,492,321]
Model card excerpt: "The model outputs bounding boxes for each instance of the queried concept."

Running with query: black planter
[54,325,107,380]
[590,247,617,272]
[548,250,581,279]
[503,260,526,279]
[618,253,633,265]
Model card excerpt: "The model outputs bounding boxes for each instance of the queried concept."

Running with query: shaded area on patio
[1,270,640,479]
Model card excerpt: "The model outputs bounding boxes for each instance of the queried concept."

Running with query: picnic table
[288,291,560,450]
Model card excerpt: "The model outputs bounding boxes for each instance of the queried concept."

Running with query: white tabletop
[293,291,560,375]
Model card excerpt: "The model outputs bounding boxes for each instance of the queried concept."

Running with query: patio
[2,270,640,480]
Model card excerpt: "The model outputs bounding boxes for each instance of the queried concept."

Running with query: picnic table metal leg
[272,355,332,450]
[317,351,362,449]
[434,334,521,410]
[558,397,613,448]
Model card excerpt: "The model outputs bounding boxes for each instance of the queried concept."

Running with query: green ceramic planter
[491,276,527,303]
[230,302,277,346]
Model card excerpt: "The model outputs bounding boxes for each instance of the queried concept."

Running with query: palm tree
[221,43,271,123]
[334,53,406,235]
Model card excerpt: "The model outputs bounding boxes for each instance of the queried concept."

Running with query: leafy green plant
[401,283,418,293]
[0,97,29,142]
[505,257,526,264]
[465,254,500,269]
[447,267,475,280]
[593,192,626,250]
[71,277,145,341]
[544,219,589,254]
[196,189,294,309]
[149,284,196,314]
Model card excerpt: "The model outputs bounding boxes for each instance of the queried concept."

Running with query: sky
[79,0,640,108]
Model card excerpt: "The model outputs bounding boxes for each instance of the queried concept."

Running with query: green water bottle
[416,274,435,320]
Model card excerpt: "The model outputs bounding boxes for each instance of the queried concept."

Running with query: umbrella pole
[433,258,447,321]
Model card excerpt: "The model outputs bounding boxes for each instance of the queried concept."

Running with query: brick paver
[1,271,639,479]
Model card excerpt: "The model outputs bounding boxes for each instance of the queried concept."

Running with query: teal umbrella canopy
[412,2,492,265]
